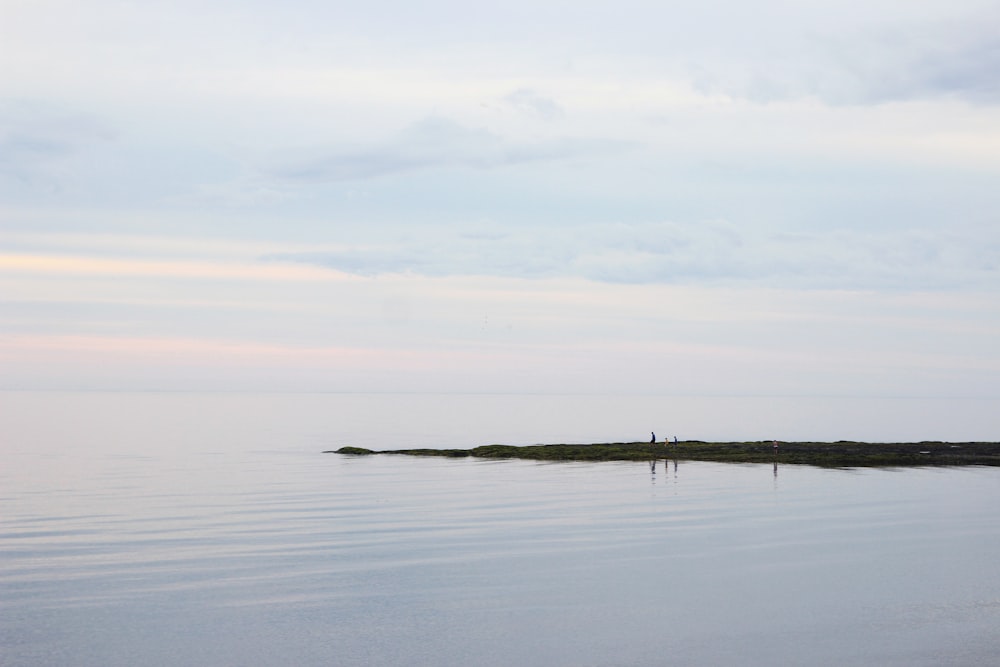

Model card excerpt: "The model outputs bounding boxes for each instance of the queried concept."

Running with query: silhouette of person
[651,432,656,444]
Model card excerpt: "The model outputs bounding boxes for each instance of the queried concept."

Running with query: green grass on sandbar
[326,441,1000,467]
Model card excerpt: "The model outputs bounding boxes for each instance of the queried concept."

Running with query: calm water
[2,392,999,666]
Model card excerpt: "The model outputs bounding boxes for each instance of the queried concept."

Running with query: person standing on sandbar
[651,432,656,444]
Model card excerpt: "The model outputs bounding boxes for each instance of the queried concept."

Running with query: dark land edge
[323,441,1000,467]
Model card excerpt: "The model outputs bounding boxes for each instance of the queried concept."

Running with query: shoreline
[325,440,1000,467]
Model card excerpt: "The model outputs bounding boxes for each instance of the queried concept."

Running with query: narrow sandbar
[326,441,1000,467]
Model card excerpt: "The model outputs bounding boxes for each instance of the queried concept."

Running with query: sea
[2,391,999,666]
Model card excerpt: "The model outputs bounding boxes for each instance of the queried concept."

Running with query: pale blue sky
[2,1,999,430]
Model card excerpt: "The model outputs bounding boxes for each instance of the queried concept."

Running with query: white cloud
[262,116,627,183]
[689,15,1000,106]
[501,88,564,120]
[0,101,115,191]
[266,219,1000,291]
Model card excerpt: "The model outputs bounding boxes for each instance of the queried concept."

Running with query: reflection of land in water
[330,440,1000,467]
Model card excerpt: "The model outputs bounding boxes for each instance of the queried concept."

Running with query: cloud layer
[2,0,999,409]
[267,219,1000,290]
[264,117,624,183]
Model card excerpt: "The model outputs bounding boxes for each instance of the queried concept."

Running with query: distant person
[673,436,678,445]
[651,432,656,444]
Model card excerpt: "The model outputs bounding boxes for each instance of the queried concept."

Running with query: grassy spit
[327,441,1000,467]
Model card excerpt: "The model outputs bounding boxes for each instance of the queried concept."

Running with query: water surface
[2,392,999,666]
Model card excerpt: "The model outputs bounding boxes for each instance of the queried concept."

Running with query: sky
[2,1,1000,425]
